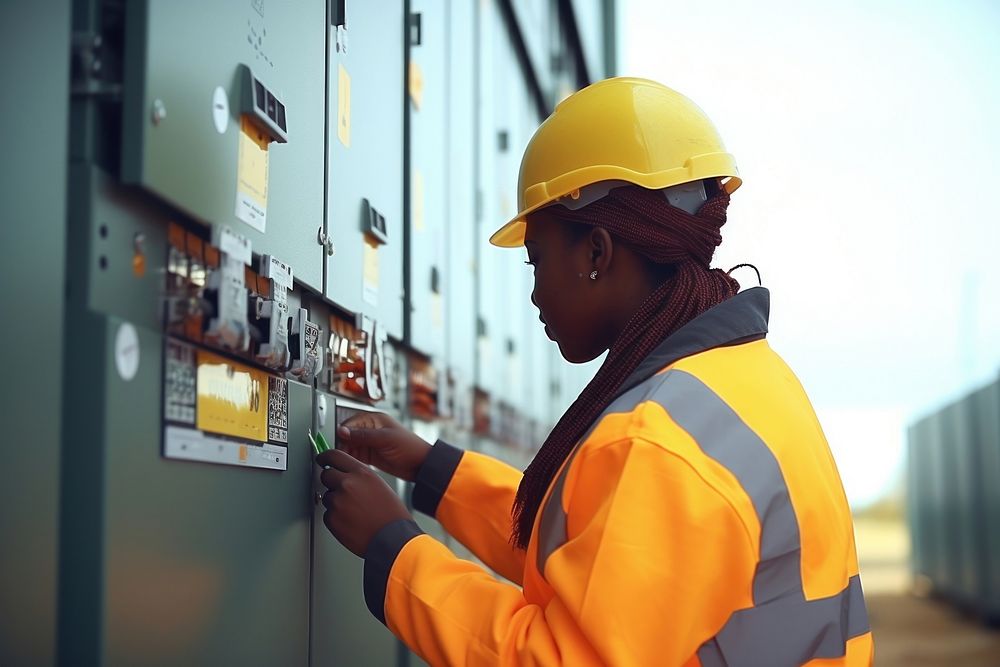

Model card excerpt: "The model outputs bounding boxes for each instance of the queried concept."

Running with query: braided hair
[511,183,740,549]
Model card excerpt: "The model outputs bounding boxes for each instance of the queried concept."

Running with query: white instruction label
[216,227,252,265]
[263,254,293,290]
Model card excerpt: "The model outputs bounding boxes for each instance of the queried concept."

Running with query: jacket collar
[616,287,771,398]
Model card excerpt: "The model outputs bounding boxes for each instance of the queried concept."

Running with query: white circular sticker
[212,86,229,134]
[114,323,140,382]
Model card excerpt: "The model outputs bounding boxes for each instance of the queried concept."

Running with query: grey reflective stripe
[536,375,667,574]
[535,368,870,665]
[656,370,870,665]
[654,370,802,605]
[697,575,870,667]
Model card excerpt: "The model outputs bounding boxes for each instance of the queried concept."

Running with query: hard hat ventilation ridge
[512,185,740,549]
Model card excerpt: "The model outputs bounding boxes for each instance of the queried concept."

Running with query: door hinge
[71,32,122,100]
[409,12,422,46]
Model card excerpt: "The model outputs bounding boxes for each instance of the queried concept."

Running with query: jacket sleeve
[411,440,526,584]
[367,436,757,666]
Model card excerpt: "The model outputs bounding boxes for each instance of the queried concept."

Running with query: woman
[316,77,874,666]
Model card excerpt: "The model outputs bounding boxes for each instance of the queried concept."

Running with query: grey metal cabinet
[479,12,530,414]
[101,344,313,666]
[0,2,70,663]
[60,169,315,665]
[122,0,328,290]
[326,1,406,340]
[568,0,612,81]
[907,418,933,584]
[408,0,449,363]
[444,0,479,390]
[510,0,554,99]
[973,379,1000,621]
[941,400,982,607]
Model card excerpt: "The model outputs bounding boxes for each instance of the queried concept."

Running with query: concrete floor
[855,518,1000,666]
[867,592,1000,666]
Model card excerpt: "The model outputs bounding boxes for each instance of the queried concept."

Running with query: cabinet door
[122,0,327,290]
[60,168,313,666]
[326,2,406,340]
[310,394,402,667]
[408,0,448,362]
[475,2,508,397]
[103,331,313,667]
[444,0,479,386]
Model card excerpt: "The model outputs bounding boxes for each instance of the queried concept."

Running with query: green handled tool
[308,429,330,455]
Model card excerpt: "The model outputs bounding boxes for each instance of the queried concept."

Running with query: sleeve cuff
[363,518,424,626]
[411,439,464,518]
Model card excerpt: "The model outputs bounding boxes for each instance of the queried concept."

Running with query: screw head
[151,99,167,125]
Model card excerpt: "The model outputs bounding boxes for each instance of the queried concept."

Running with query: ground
[855,517,1000,666]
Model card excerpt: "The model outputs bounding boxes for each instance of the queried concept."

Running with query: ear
[588,227,614,275]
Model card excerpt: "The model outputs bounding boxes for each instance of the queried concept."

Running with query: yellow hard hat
[489,77,742,247]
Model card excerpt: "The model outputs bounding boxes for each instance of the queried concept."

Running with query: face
[523,213,614,363]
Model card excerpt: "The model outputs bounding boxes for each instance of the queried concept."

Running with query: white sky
[623,0,1000,508]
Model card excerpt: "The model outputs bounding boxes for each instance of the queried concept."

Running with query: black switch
[331,0,346,27]
[254,80,266,112]
[266,91,277,122]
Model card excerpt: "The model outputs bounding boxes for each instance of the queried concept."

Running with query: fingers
[320,466,346,490]
[315,448,367,473]
[336,442,369,464]
[337,412,398,444]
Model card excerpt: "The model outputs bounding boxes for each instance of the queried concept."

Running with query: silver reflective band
[697,575,869,667]
[536,378,658,574]
[535,369,870,664]
[553,179,707,214]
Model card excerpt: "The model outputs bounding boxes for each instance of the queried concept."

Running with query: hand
[316,449,413,557]
[336,412,432,482]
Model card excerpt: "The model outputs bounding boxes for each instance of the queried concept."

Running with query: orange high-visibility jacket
[363,288,874,666]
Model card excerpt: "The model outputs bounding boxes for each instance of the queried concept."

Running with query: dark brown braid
[512,184,740,548]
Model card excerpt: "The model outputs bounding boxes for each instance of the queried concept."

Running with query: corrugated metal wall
[907,373,1000,624]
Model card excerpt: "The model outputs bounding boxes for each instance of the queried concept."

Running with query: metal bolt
[133,232,146,253]
[314,492,323,506]
[151,99,166,125]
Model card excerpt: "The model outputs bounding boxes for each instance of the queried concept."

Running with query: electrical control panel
[122,0,327,289]
[41,0,617,664]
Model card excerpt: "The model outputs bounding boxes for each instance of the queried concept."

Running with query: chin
[557,341,603,365]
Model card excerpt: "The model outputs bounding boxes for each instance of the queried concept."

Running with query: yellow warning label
[338,64,351,148]
[362,239,379,307]
[408,60,425,110]
[235,116,269,233]
[196,350,268,442]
